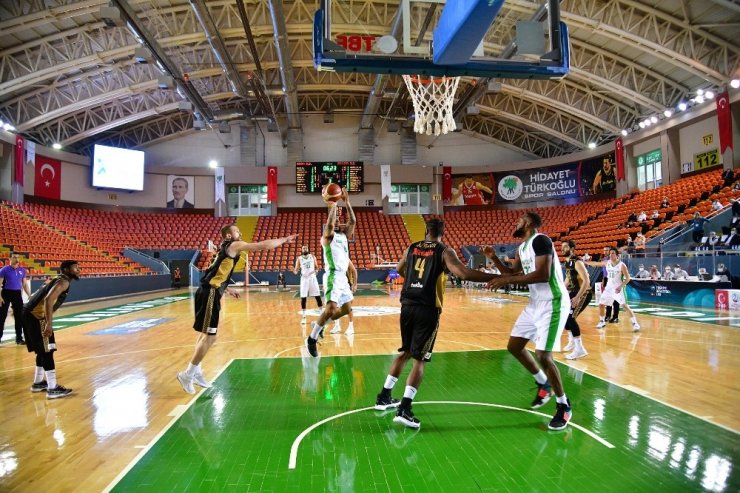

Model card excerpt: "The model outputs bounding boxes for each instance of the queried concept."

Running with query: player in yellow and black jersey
[374,218,499,429]
[176,224,297,394]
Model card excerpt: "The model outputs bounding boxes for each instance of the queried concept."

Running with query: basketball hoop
[402,75,460,136]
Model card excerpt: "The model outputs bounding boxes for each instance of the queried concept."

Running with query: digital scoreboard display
[295,161,364,193]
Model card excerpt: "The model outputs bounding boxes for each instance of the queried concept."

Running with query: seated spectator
[634,233,646,254]
[627,212,638,224]
[697,268,713,281]
[724,228,740,248]
[623,234,635,253]
[673,264,689,280]
[712,199,723,212]
[634,264,650,279]
[651,210,660,219]
[637,210,647,222]
[722,168,735,186]
[707,231,720,249]
[663,266,675,280]
[649,265,661,280]
[734,179,740,191]
[716,263,730,281]
[660,196,670,208]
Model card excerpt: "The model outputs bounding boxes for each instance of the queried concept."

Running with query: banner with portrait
[489,152,617,204]
[166,175,195,209]
[444,172,495,206]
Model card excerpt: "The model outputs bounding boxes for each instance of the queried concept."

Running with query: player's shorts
[511,297,569,352]
[569,289,593,319]
[300,274,321,297]
[398,304,440,362]
[22,311,56,354]
[598,285,625,306]
[193,286,222,334]
[323,270,353,306]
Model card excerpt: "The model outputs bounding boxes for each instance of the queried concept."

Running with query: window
[389,184,432,214]
[227,185,273,216]
[635,149,662,191]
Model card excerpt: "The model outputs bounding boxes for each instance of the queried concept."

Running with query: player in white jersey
[306,188,357,357]
[293,245,323,324]
[485,212,572,431]
[596,247,640,331]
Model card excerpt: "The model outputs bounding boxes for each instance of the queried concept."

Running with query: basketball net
[403,75,460,136]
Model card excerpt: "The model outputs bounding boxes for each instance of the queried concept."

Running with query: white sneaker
[632,321,641,332]
[177,372,195,394]
[596,321,606,329]
[566,347,588,360]
[563,339,575,352]
[345,325,354,335]
[330,324,341,334]
[192,372,212,389]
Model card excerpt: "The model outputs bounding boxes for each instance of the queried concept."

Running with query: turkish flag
[34,155,61,199]
[267,166,278,202]
[14,135,24,186]
[615,138,625,182]
[716,90,732,154]
[442,166,452,201]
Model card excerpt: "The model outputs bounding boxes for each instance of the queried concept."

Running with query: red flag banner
[14,135,24,186]
[267,166,278,202]
[34,155,62,200]
[442,166,452,201]
[716,90,733,154]
[615,137,625,182]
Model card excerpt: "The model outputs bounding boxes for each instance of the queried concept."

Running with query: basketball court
[1,286,737,491]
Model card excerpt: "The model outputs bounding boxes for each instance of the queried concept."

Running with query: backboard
[313,0,569,79]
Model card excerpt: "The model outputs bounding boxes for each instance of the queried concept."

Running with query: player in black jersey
[176,224,297,394]
[375,219,498,429]
[592,158,617,194]
[23,260,80,399]
[561,241,592,360]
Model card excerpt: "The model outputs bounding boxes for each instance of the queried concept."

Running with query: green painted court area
[112,351,738,492]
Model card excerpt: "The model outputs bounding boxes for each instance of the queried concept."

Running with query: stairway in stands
[402,214,427,243]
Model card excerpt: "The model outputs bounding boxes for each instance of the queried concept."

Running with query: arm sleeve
[532,235,553,256]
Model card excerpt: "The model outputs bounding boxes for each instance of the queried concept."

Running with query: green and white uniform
[297,253,321,297]
[322,232,353,306]
[511,233,570,351]
[598,260,627,305]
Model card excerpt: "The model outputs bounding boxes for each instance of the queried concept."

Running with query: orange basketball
[322,183,342,203]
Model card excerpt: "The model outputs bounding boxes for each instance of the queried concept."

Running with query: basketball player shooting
[306,187,357,357]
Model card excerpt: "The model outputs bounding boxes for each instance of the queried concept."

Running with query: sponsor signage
[715,289,740,311]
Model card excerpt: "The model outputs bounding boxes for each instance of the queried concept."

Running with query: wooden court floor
[0,286,738,492]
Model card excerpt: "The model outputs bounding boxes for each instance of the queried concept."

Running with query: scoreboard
[295,161,364,193]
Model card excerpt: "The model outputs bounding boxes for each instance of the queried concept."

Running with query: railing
[123,247,170,274]
[621,250,737,281]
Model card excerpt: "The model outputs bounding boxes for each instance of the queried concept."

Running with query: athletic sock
[383,375,398,390]
[631,316,638,324]
[310,322,324,339]
[34,366,45,384]
[556,394,569,405]
[46,370,57,389]
[533,370,548,385]
[186,363,198,376]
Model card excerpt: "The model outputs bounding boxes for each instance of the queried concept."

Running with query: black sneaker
[375,393,400,411]
[306,336,319,358]
[609,318,619,323]
[393,407,421,429]
[16,338,25,345]
[30,381,48,393]
[47,385,73,399]
[548,399,572,430]
[531,382,553,409]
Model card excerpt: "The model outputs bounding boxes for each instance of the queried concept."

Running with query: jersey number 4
[414,258,426,279]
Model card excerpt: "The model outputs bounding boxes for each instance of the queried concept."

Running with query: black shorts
[22,311,56,354]
[568,289,593,319]
[193,286,222,334]
[398,304,440,362]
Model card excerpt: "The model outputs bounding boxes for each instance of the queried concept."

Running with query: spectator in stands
[697,268,713,281]
[623,235,635,253]
[626,212,637,227]
[24,260,81,399]
[167,177,194,209]
[660,196,671,208]
[712,199,723,212]
[716,263,730,281]
[663,266,675,280]
[651,210,660,219]
[722,168,736,186]
[634,233,646,255]
[634,264,650,279]
[649,265,661,280]
[707,231,720,250]
[723,228,740,249]
[673,264,689,280]
[637,211,647,222]
[687,212,711,243]
[734,178,740,191]
[0,254,31,345]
